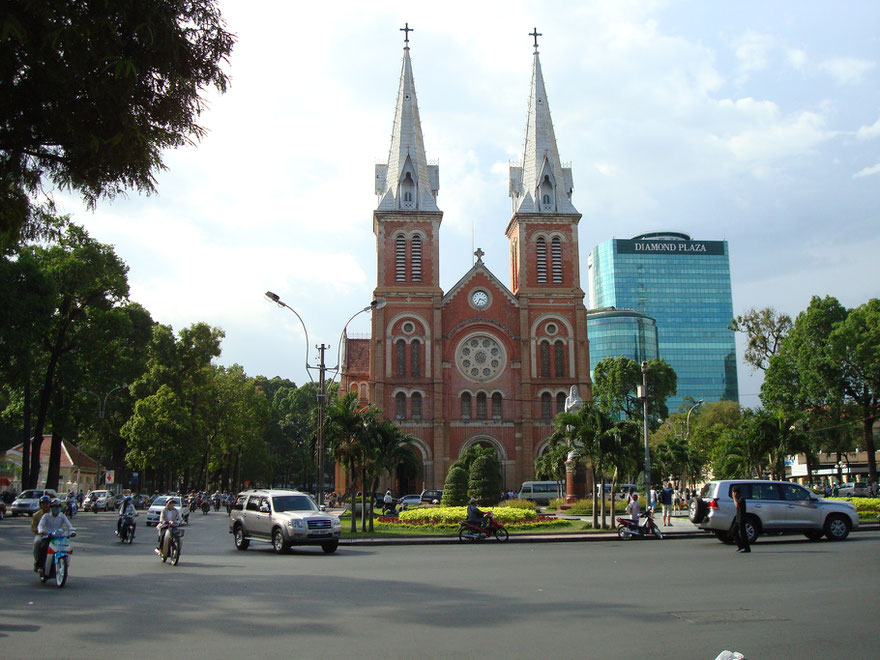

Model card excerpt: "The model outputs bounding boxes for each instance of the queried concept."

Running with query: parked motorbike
[157,522,185,565]
[457,511,509,542]
[41,530,75,587]
[616,509,663,540]
[119,515,136,544]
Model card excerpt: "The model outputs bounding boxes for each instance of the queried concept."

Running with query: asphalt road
[1,511,877,659]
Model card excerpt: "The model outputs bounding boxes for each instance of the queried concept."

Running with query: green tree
[324,391,371,533]
[364,418,417,531]
[1,0,235,250]
[441,465,469,506]
[467,454,502,505]
[552,401,607,529]
[730,307,793,372]
[592,356,677,422]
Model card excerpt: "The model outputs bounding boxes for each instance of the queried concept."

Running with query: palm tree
[324,391,372,533]
[364,418,418,531]
[600,419,641,527]
[553,401,608,530]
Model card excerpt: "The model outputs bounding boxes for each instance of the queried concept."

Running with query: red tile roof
[10,436,101,470]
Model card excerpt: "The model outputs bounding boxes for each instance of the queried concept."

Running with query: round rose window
[455,334,506,382]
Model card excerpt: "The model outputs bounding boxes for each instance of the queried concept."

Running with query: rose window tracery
[455,334,506,382]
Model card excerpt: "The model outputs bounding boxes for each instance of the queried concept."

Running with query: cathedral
[340,30,592,494]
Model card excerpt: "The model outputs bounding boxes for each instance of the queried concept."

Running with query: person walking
[731,485,750,553]
[660,482,674,526]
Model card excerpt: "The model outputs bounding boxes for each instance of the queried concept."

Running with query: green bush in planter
[441,465,469,506]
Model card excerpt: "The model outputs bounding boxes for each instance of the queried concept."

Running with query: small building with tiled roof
[4,436,103,493]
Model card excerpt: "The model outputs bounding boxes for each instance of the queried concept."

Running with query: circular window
[545,323,558,336]
[402,322,415,334]
[455,333,507,382]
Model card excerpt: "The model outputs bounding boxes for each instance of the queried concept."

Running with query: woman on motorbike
[156,498,183,557]
[116,495,138,538]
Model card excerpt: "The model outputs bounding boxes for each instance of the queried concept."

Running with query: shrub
[827,496,880,515]
[562,498,594,515]
[468,454,501,505]
[441,465,469,506]
[398,505,538,525]
[501,498,538,510]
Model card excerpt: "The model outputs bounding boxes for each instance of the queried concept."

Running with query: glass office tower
[587,308,659,378]
[588,232,738,411]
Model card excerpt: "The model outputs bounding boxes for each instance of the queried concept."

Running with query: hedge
[827,497,880,515]
[398,505,538,525]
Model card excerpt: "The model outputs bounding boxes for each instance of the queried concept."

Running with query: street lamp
[684,399,704,442]
[640,361,650,494]
[264,291,386,506]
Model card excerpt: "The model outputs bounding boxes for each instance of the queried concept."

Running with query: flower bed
[377,514,568,531]
[398,505,537,525]
[827,496,880,518]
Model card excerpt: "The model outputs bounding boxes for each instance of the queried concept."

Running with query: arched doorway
[459,435,511,490]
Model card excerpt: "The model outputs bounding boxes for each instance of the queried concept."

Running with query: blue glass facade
[588,232,738,411]
[587,309,659,378]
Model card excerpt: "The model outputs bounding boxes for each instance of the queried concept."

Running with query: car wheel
[744,516,760,545]
[272,528,290,554]
[321,541,339,554]
[233,525,250,551]
[714,530,735,545]
[824,515,850,541]
[804,530,823,541]
[689,498,707,524]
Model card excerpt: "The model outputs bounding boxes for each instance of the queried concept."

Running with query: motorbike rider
[625,492,641,526]
[383,490,394,513]
[31,495,52,572]
[116,495,138,537]
[156,497,183,556]
[36,498,75,575]
[466,497,489,531]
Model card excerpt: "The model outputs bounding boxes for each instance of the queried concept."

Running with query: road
[1,511,877,659]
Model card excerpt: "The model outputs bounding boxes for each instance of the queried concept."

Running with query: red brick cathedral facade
[341,37,592,493]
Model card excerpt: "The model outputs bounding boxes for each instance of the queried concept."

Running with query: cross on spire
[401,22,414,47]
[529,27,542,52]
[474,247,485,262]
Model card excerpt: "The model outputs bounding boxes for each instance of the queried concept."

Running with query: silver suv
[229,489,342,554]
[690,479,859,544]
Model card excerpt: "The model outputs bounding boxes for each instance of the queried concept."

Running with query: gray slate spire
[375,43,439,212]
[509,49,576,214]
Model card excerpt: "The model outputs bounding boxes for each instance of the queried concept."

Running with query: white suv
[229,489,342,554]
[690,479,859,544]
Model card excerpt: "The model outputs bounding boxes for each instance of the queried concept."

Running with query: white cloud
[854,163,880,178]
[733,31,774,83]
[856,117,880,140]
[819,56,876,85]
[786,48,808,71]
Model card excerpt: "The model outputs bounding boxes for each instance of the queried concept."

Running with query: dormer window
[400,171,416,209]
[543,194,550,204]
[540,173,554,211]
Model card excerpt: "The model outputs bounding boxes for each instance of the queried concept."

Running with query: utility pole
[316,344,328,507]
[640,361,650,494]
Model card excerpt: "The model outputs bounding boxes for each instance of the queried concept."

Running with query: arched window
[491,392,502,419]
[410,339,421,377]
[401,172,415,208]
[396,339,406,377]
[395,235,406,282]
[540,341,550,378]
[476,392,487,420]
[411,392,422,420]
[359,383,368,401]
[536,237,547,284]
[540,392,552,420]
[461,392,472,419]
[411,235,422,282]
[554,340,565,377]
[543,194,550,204]
[556,392,567,414]
[395,392,406,419]
[551,237,562,284]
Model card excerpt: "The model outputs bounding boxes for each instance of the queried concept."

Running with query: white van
[518,481,562,505]
[596,484,638,501]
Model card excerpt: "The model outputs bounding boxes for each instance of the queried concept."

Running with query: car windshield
[153,497,168,506]
[272,496,318,512]
[20,490,41,499]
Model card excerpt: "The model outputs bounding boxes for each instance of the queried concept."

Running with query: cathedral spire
[509,33,576,214]
[375,26,439,212]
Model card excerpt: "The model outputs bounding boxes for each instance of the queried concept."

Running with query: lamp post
[684,400,704,443]
[83,383,127,486]
[265,291,386,506]
[640,361,650,494]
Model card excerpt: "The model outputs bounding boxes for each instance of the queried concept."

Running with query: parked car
[398,494,422,508]
[229,489,341,554]
[146,496,184,525]
[420,489,443,504]
[84,490,116,512]
[132,494,151,509]
[837,482,869,497]
[11,489,56,516]
[690,479,859,544]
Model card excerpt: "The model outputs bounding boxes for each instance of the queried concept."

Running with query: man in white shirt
[36,499,75,575]
[625,493,641,525]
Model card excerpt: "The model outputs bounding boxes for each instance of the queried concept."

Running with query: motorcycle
[63,498,77,518]
[616,509,663,540]
[157,522,185,565]
[200,500,210,515]
[119,515,136,544]
[213,496,221,512]
[457,511,509,542]
[41,530,75,588]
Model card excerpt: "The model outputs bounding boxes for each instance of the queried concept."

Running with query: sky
[54,0,880,409]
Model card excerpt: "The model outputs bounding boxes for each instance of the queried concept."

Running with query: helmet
[469,497,478,504]
[39,495,51,503]
[50,498,62,508]
[124,496,132,503]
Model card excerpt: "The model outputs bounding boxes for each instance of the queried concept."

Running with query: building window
[411,392,422,420]
[411,235,422,282]
[541,392,552,420]
[359,383,368,401]
[476,392,487,420]
[554,340,565,377]
[551,237,562,284]
[396,339,406,377]
[543,194,550,204]
[491,392,502,419]
[395,235,406,282]
[556,392,566,415]
[536,237,547,284]
[540,341,550,378]
[395,392,406,419]
[460,392,472,419]
[411,339,421,377]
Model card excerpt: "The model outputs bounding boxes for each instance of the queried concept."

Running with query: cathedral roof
[509,47,577,215]
[375,41,440,212]
[441,251,519,308]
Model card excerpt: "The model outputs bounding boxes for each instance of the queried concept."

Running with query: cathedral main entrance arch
[459,434,512,490]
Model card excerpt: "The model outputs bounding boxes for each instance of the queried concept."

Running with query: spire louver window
[536,237,547,284]
[551,237,562,284]
[396,235,406,282]
[411,235,422,282]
